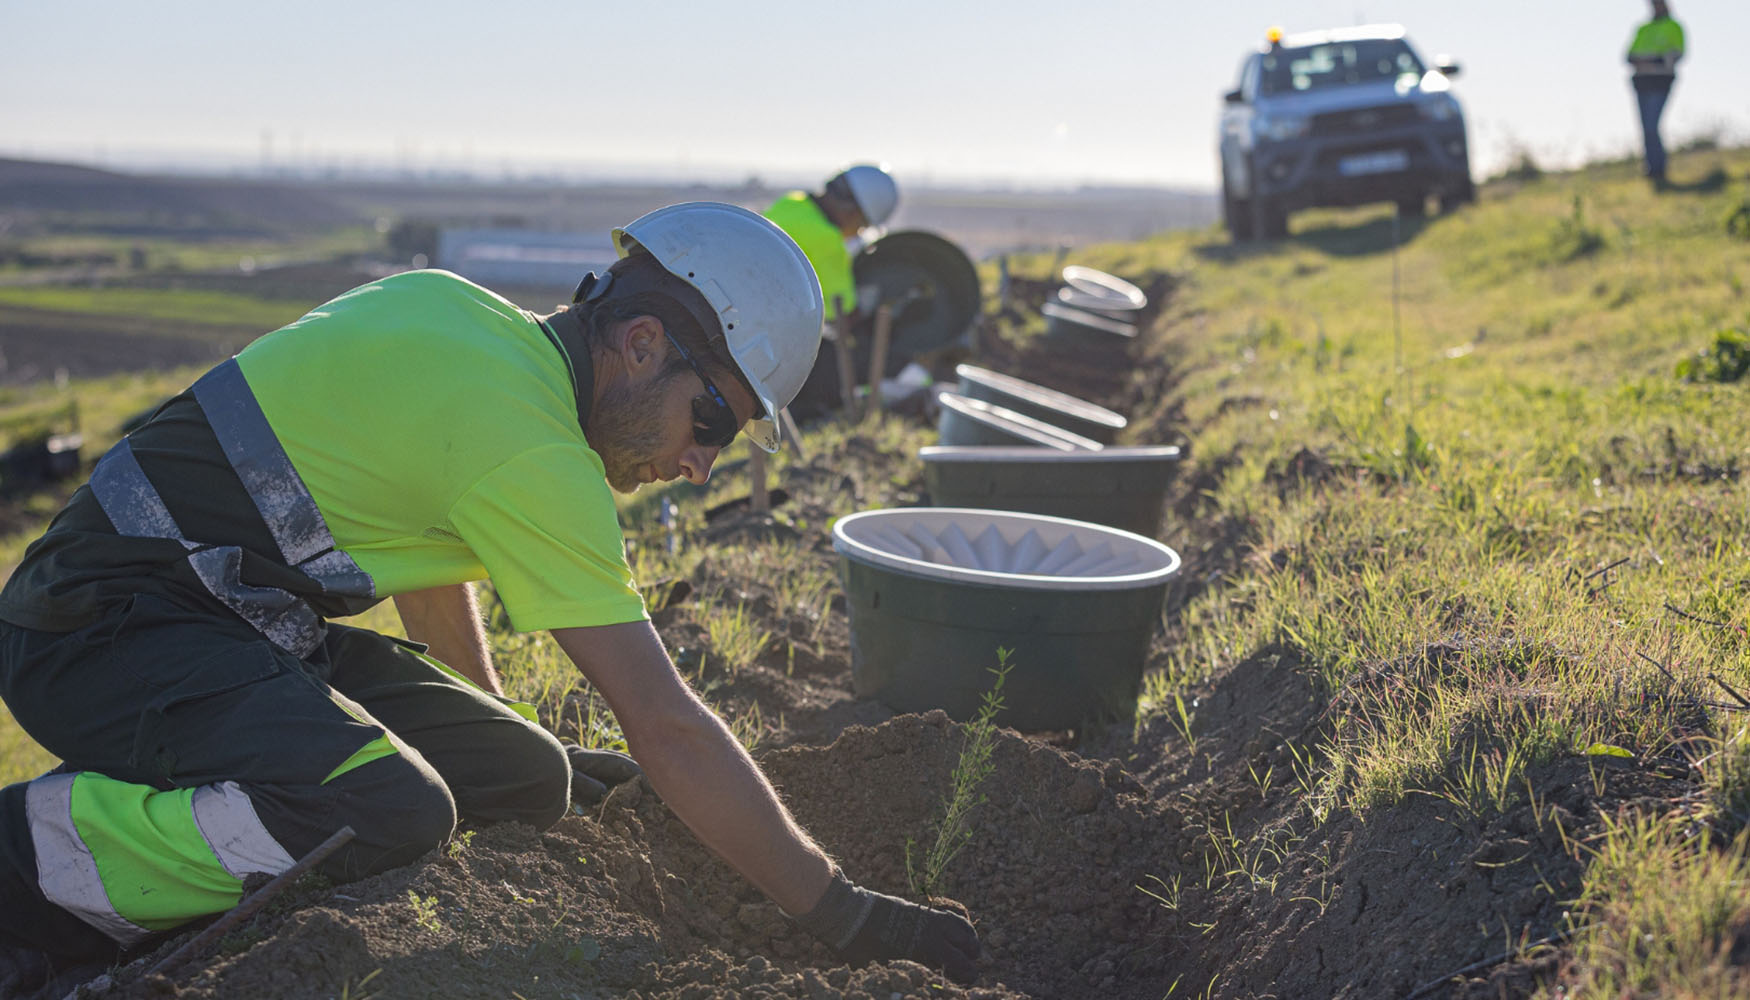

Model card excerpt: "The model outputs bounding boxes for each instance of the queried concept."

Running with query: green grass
[1550,816,1750,998]
[0,226,381,275]
[0,285,310,332]
[0,367,212,568]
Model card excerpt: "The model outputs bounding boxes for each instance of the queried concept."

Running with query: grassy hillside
[1012,147,1750,995]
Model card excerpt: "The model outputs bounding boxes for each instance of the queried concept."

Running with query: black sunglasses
[662,329,740,448]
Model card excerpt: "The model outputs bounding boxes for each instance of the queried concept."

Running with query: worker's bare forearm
[553,622,833,915]
[393,584,502,695]
[627,699,834,914]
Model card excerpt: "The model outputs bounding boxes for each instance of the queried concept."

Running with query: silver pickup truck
[1219,24,1475,241]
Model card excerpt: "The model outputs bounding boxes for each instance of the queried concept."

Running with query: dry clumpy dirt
[60,285,1699,1000]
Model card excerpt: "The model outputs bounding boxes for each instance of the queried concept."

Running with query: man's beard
[587,372,677,493]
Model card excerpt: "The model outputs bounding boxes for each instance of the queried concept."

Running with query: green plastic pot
[833,508,1181,730]
[954,364,1126,444]
[1041,301,1138,344]
[920,444,1181,537]
[936,392,1103,450]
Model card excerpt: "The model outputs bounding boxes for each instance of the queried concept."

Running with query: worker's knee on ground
[305,757,458,880]
[485,723,571,830]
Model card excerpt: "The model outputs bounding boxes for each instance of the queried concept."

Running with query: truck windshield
[1259,39,1424,96]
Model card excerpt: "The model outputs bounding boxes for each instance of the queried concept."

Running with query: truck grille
[1310,105,1420,137]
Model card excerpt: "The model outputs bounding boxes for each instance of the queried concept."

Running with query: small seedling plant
[907,647,1013,899]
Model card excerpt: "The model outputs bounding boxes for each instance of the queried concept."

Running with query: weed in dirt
[1198,809,1295,898]
[907,648,1012,899]
[1442,741,1533,818]
[723,698,767,752]
[1135,872,1183,912]
[1166,692,1198,754]
[565,685,627,752]
[446,829,475,860]
[406,890,441,933]
[695,595,770,675]
[337,968,384,1000]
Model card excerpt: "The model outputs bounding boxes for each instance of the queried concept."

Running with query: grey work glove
[565,744,642,807]
[794,870,980,985]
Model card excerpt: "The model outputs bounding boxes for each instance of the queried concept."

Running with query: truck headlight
[1418,94,1461,122]
[1254,113,1309,142]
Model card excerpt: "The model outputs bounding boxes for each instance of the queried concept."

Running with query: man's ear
[617,315,667,376]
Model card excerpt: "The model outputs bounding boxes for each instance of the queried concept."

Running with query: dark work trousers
[1634,77,1673,180]
[0,592,570,960]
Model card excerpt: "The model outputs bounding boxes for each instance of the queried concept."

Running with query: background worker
[0,202,979,996]
[764,164,899,321]
[1626,0,1685,185]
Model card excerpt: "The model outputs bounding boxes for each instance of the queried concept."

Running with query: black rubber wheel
[1397,196,1428,218]
[850,231,979,375]
[1439,181,1477,212]
[1252,195,1288,240]
[1222,168,1255,241]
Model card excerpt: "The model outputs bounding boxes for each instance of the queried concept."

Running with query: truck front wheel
[1251,194,1288,240]
[1222,167,1256,241]
[1440,180,1476,212]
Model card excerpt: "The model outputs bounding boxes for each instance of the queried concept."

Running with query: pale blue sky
[2,1,1744,189]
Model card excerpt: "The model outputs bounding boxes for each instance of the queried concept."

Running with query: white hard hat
[835,164,899,228]
[612,202,825,453]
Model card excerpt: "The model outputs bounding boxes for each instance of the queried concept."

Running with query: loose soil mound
[95,714,1167,1000]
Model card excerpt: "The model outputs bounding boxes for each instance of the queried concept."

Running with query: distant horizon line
[0,146,1219,197]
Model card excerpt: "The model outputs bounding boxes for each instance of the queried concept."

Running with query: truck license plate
[1339,150,1409,176]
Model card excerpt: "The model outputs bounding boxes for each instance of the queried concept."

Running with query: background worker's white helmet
[612,202,825,453]
[834,164,900,228]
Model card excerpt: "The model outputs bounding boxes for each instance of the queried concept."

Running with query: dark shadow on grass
[1284,212,1433,256]
[1655,166,1732,194]
[1191,210,1434,261]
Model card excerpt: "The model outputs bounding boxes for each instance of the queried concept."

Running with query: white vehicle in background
[1219,24,1475,241]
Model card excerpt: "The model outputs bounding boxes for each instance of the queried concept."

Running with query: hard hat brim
[744,413,780,453]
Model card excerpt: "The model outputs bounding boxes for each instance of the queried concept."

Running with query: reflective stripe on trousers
[24,773,297,945]
[88,358,375,657]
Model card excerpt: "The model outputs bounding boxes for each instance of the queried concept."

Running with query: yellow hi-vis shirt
[1628,16,1685,76]
[765,192,856,319]
[238,269,646,632]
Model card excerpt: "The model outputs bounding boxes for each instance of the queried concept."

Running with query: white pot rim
[833,507,1181,591]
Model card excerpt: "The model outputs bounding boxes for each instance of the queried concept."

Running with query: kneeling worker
[764,164,899,321]
[0,202,979,993]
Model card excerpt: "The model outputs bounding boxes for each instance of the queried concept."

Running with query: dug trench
[76,294,1696,1000]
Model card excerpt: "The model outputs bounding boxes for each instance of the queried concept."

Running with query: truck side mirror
[1223,89,1245,104]
[1434,57,1461,77]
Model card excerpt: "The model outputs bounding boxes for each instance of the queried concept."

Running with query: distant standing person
[764,165,899,321]
[1626,0,1685,185]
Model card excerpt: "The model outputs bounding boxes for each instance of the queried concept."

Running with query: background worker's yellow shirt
[765,192,857,319]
